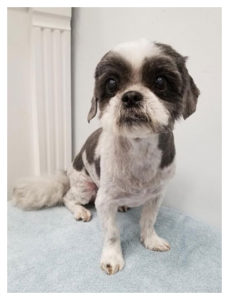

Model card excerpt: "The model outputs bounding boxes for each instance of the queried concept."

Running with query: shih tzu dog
[13,39,199,275]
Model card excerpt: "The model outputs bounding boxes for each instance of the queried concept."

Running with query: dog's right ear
[87,96,98,123]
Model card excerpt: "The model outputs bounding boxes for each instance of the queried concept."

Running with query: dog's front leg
[140,193,171,252]
[95,190,124,275]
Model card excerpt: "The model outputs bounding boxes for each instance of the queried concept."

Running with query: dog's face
[88,39,199,138]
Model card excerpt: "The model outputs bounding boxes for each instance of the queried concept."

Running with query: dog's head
[88,39,199,138]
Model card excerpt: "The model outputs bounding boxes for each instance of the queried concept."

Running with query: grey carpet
[8,202,221,292]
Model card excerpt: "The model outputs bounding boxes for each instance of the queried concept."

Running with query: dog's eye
[106,79,118,95]
[155,76,167,91]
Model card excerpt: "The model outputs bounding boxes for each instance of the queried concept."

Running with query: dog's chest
[101,134,170,194]
[117,140,161,186]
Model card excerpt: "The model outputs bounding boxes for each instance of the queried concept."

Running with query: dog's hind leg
[63,168,97,222]
[63,187,93,222]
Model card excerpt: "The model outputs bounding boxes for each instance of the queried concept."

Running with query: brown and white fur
[12,39,199,275]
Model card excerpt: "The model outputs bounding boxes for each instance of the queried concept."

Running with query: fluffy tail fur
[12,171,70,210]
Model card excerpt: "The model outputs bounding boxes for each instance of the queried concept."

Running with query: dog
[12,38,199,275]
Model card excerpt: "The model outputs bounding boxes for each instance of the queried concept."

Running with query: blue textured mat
[8,202,221,292]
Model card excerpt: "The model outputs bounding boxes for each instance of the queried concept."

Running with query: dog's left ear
[182,70,200,119]
[87,96,98,123]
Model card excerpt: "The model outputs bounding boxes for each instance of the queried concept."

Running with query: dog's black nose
[122,91,143,108]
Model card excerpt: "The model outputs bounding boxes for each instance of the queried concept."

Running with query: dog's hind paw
[118,206,129,212]
[74,206,92,222]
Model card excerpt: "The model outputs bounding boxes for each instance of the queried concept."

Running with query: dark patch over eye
[95,53,132,102]
[105,78,118,95]
[142,57,183,102]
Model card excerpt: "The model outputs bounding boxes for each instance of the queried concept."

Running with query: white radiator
[30,8,72,175]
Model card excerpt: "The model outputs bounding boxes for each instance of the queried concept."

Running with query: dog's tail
[12,171,70,210]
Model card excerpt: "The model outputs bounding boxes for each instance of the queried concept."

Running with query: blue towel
[8,202,221,292]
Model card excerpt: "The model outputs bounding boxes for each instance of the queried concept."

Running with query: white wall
[72,8,221,228]
[8,8,35,196]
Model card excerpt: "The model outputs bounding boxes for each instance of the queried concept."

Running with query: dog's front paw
[100,250,125,275]
[141,233,170,252]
